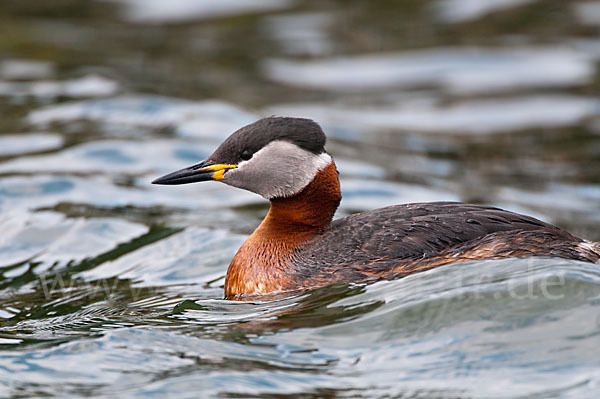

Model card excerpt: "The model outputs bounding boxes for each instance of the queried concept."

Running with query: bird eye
[240,150,253,161]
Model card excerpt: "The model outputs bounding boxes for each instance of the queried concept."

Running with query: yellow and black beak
[152,160,237,185]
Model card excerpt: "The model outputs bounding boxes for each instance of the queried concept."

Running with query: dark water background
[1,1,600,398]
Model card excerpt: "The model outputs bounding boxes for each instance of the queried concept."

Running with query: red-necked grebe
[153,117,600,299]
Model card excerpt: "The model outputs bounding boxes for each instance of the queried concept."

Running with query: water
[1,1,600,397]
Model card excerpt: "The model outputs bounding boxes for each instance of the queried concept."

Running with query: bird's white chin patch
[222,141,332,199]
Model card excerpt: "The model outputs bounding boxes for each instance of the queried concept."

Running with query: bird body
[153,117,600,299]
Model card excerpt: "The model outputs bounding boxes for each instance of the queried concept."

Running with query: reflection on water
[267,95,600,133]
[434,0,537,23]
[265,46,596,92]
[0,74,119,99]
[109,0,295,23]
[0,0,599,398]
[0,133,63,156]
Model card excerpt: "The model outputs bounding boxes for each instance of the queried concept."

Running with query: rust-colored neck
[260,161,341,238]
[225,161,341,298]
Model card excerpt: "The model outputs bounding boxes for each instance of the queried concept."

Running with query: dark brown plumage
[223,161,599,299]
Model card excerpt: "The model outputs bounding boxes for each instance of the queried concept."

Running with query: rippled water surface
[1,1,600,398]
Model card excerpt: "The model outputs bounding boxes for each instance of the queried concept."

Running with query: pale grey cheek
[223,158,313,199]
[222,168,266,195]
[219,141,329,199]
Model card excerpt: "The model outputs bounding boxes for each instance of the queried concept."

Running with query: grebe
[153,117,600,299]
